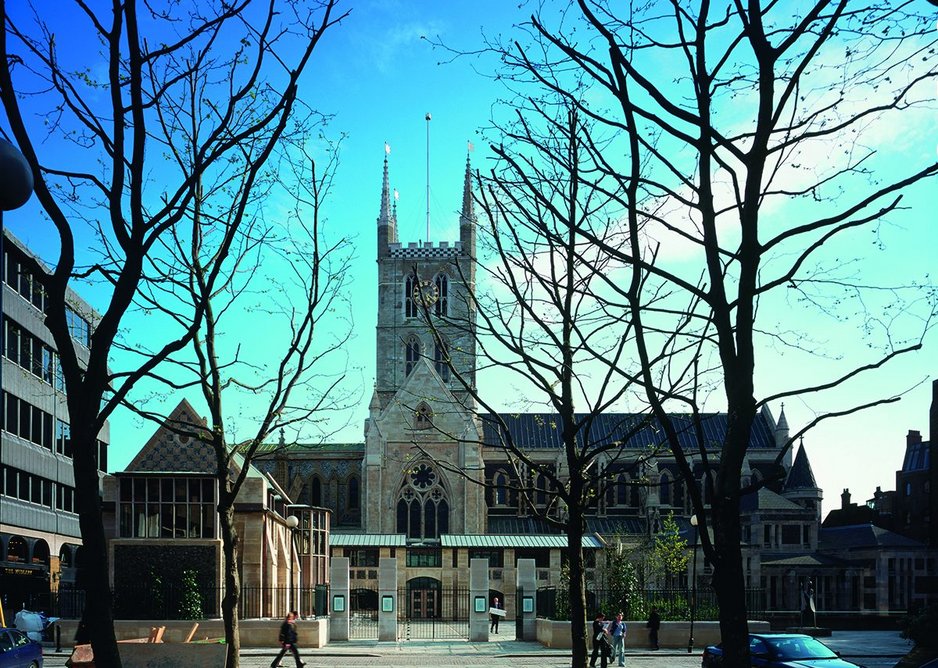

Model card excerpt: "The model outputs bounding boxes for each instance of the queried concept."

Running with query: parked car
[702,633,861,668]
[0,627,43,668]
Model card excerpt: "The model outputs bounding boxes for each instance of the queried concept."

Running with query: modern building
[1,229,108,620]
[100,399,331,619]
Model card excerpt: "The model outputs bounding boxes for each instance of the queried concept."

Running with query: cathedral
[252,153,847,613]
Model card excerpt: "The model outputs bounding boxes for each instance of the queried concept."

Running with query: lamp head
[286,515,299,529]
[690,514,698,527]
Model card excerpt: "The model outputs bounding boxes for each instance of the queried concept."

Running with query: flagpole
[425,112,431,244]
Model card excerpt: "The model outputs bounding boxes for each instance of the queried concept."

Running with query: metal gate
[349,587,378,639]
[398,578,469,640]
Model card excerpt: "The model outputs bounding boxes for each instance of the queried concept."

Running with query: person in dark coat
[271,611,305,668]
[589,612,610,668]
[646,607,661,650]
[490,596,503,633]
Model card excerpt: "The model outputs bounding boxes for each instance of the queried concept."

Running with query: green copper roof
[440,534,603,549]
[331,534,407,547]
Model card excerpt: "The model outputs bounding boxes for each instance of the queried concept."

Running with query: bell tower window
[405,275,418,318]
[434,340,450,382]
[435,274,448,316]
[405,336,420,376]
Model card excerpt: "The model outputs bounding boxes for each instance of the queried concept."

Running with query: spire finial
[379,144,392,222]
[460,149,474,221]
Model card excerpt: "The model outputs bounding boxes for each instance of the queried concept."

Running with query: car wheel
[29,662,40,668]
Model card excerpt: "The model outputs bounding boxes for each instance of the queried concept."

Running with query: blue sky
[4,0,936,519]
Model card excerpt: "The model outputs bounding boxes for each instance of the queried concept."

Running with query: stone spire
[377,149,397,256]
[775,402,790,449]
[459,151,476,256]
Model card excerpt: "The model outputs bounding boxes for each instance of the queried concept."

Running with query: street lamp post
[688,514,699,653]
[286,515,299,615]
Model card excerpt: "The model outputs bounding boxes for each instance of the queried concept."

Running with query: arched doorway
[399,576,469,640]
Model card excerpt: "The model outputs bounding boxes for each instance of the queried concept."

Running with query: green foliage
[901,605,938,648]
[178,569,204,620]
[555,562,571,621]
[652,514,689,586]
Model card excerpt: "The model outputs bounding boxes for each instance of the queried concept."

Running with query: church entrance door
[399,577,469,640]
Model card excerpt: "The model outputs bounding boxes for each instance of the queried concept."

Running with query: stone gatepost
[378,557,398,641]
[469,558,490,642]
[329,556,350,641]
[516,558,536,641]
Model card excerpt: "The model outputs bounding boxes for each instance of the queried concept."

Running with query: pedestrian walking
[271,611,305,668]
[646,607,661,650]
[610,612,626,666]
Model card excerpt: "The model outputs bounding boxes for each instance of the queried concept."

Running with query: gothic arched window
[660,472,671,506]
[348,476,360,510]
[310,476,322,506]
[405,275,418,318]
[535,473,549,507]
[616,473,628,506]
[435,274,448,316]
[396,462,449,540]
[494,471,508,506]
[405,336,420,376]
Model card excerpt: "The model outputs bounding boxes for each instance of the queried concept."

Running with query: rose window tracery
[397,461,449,540]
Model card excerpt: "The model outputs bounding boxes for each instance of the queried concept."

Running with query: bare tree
[129,143,353,667]
[0,1,345,664]
[413,106,673,667]
[453,1,937,665]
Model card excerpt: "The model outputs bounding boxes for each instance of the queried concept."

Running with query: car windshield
[766,636,838,660]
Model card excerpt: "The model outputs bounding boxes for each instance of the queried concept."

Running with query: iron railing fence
[27,584,329,621]
[535,586,766,621]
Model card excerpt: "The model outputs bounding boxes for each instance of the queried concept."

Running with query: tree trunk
[567,503,589,668]
[219,504,242,668]
[712,494,749,668]
[72,423,122,667]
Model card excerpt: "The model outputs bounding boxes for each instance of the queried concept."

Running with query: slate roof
[480,412,777,451]
[784,444,818,491]
[761,553,847,568]
[740,488,805,513]
[587,516,649,536]
[818,524,925,550]
[902,440,930,473]
[488,516,558,534]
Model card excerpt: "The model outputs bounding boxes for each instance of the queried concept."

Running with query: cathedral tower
[373,153,477,410]
[364,151,485,538]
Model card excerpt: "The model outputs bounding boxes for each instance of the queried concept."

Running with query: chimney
[907,430,922,447]
[841,488,851,510]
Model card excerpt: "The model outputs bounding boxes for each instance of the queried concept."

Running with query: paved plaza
[38,629,913,667]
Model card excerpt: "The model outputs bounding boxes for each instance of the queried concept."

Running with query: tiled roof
[480,412,776,451]
[818,524,925,550]
[441,534,603,549]
[902,440,930,473]
[330,534,406,547]
[784,444,818,490]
